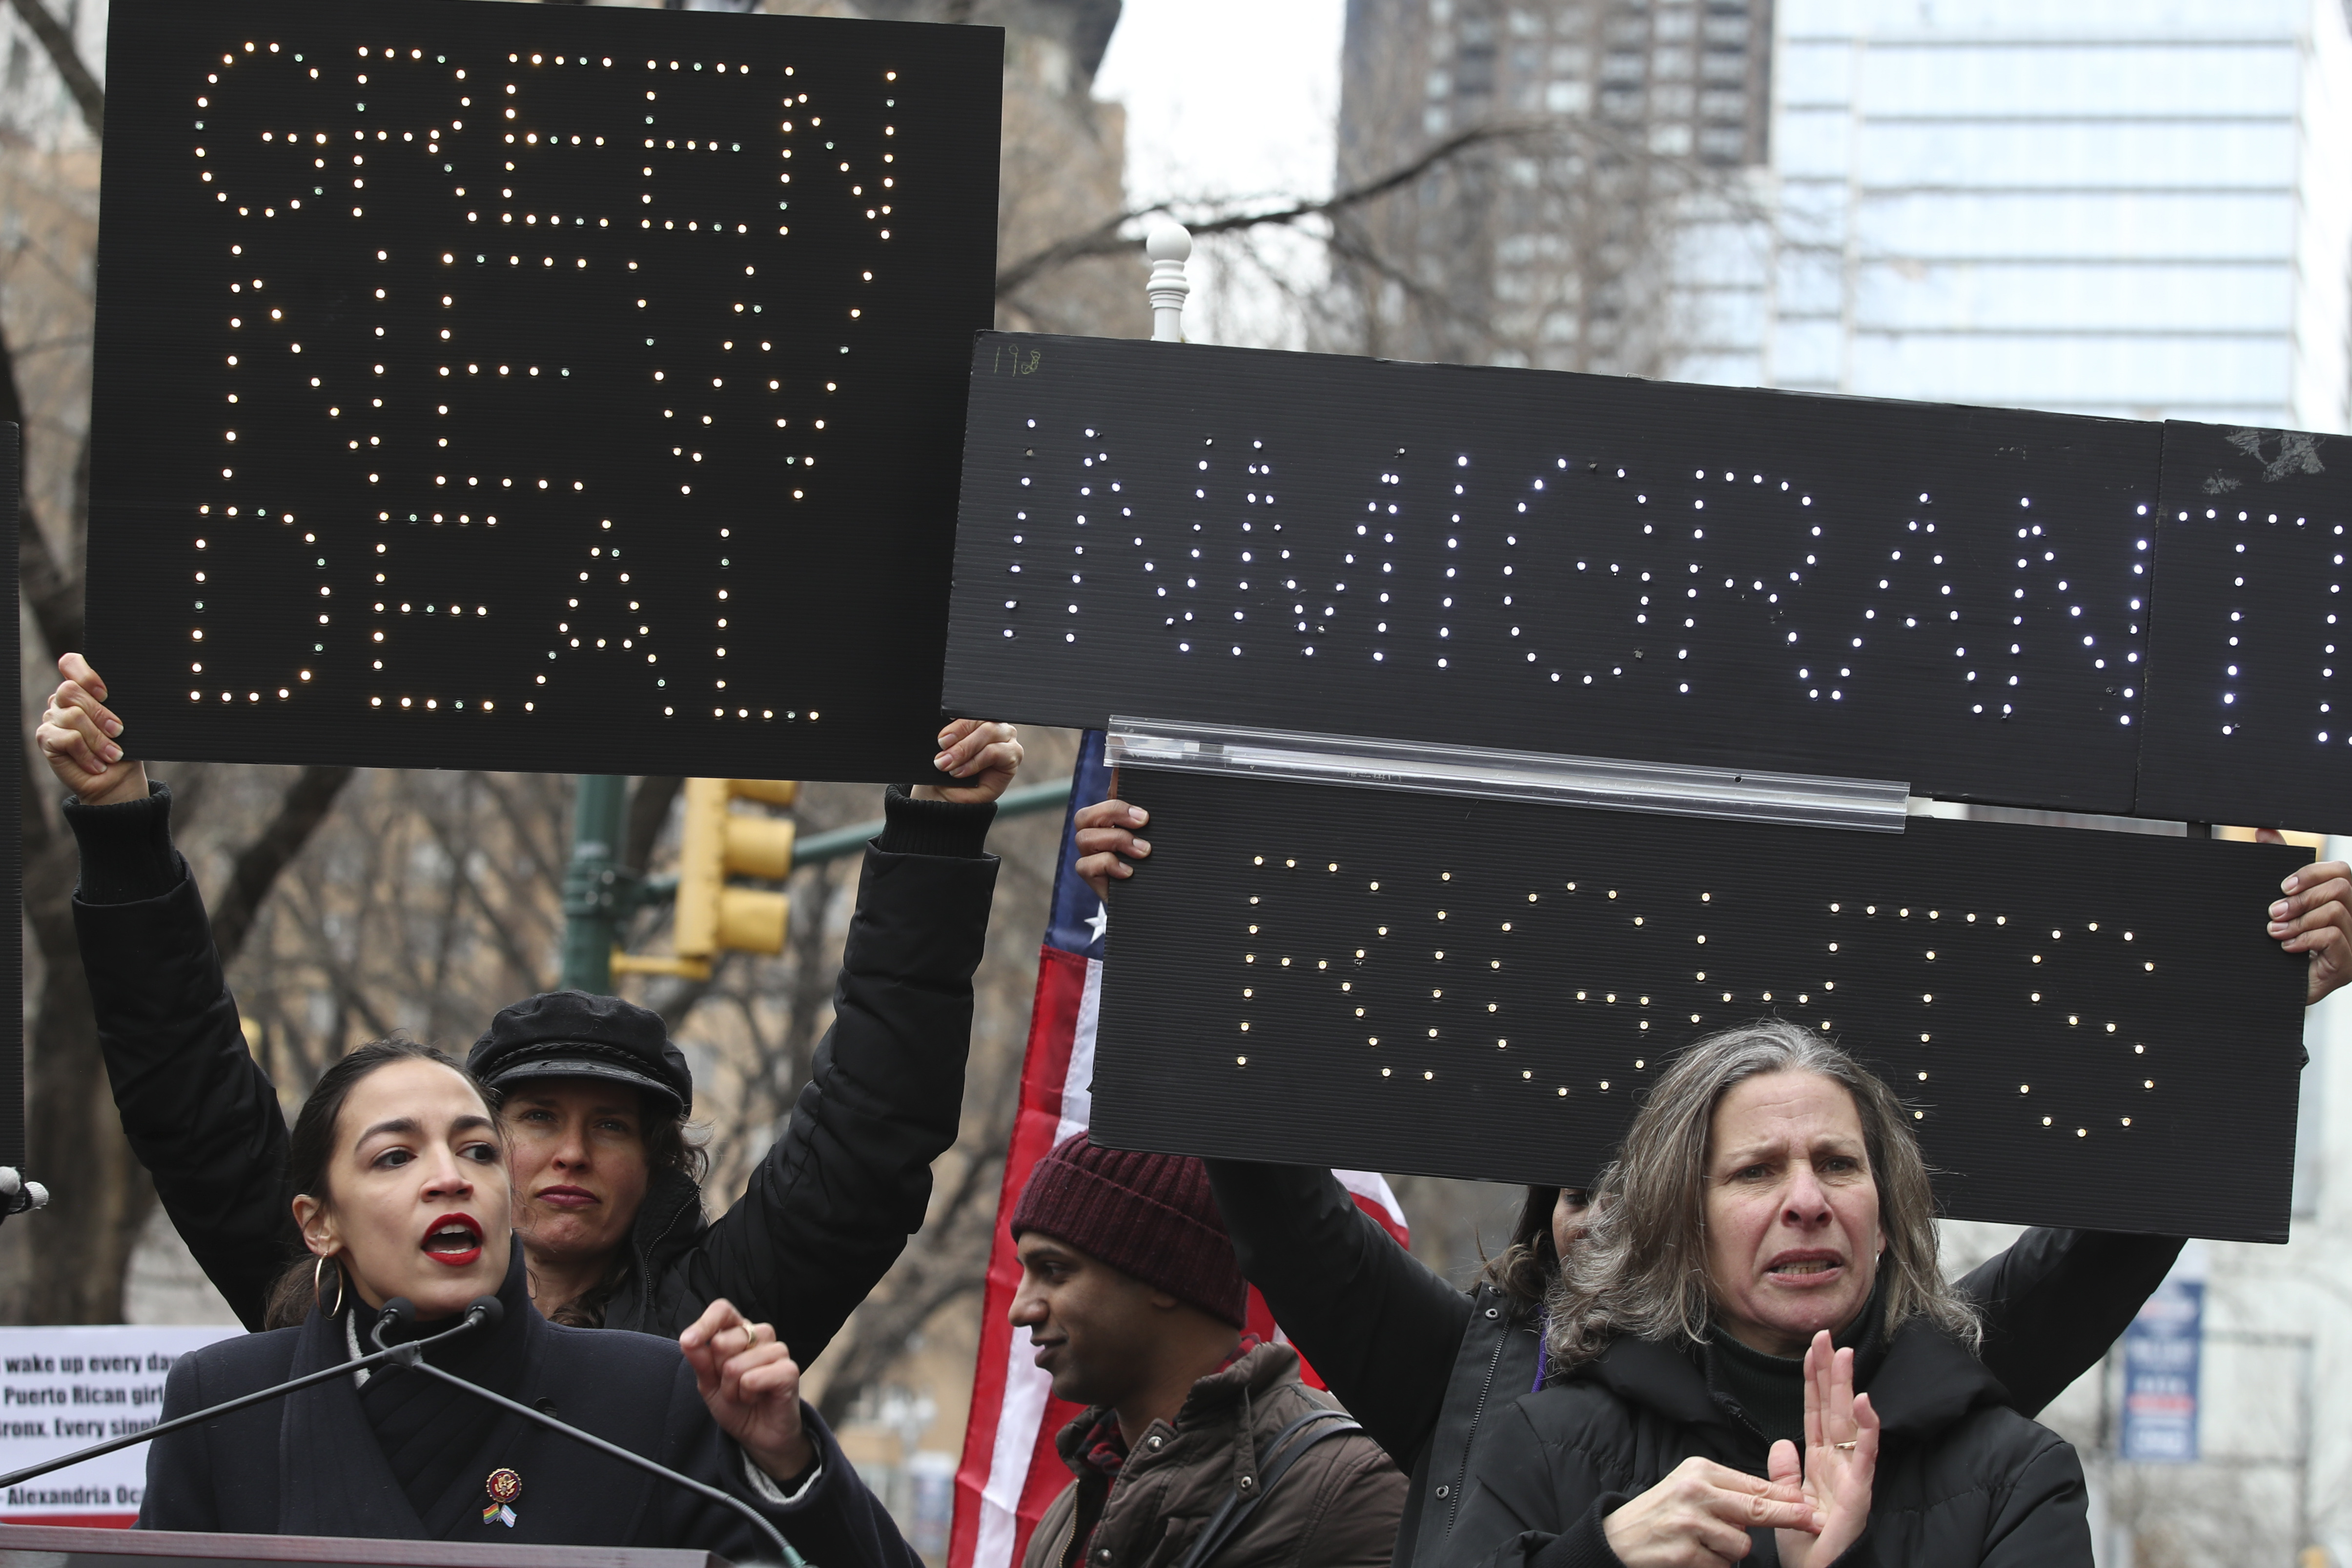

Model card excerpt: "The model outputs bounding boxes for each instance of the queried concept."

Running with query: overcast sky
[1093,0,1347,209]
[1091,0,1348,344]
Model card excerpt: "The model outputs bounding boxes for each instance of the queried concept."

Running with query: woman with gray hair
[1442,1020,2089,1568]
[1076,793,2348,1568]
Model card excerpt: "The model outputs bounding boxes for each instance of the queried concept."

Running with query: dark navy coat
[138,1259,919,1568]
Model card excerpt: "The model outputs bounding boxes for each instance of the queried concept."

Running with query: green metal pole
[559,774,634,994]
[790,774,1076,867]
[629,774,1075,912]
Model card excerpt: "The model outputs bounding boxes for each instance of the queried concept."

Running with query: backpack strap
[1173,1407,1363,1568]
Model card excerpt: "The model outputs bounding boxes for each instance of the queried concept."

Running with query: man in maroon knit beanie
[1009,1133,1404,1568]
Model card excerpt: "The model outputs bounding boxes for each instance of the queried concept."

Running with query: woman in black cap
[142,1032,919,1568]
[39,652,1021,1355]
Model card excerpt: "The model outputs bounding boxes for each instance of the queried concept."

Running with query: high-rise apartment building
[1382,0,1773,161]
[1332,0,1773,373]
[1338,0,2352,433]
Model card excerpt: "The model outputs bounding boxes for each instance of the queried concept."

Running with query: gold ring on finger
[1833,1441,1857,1451]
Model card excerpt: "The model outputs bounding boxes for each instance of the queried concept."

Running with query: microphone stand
[0,1302,492,1492]
[371,1308,807,1568]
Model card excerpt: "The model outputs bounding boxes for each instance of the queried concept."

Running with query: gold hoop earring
[314,1255,347,1319]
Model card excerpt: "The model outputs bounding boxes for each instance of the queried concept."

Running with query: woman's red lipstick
[420,1211,484,1268]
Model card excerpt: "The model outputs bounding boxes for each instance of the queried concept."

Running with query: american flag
[948,732,1410,1568]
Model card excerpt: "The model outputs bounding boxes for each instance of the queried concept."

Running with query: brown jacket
[1022,1343,1407,1568]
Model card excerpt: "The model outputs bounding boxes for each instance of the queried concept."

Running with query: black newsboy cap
[469,990,692,1118]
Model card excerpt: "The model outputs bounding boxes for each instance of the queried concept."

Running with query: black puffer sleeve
[680,786,999,1362]
[1978,1428,2093,1565]
[1441,1401,1626,1568]
[1956,1228,2183,1417]
[69,785,295,1331]
[1206,1160,1474,1467]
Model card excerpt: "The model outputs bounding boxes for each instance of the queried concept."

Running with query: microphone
[0,1165,49,1224]
[357,1295,495,1369]
[0,1297,494,1492]
[371,1303,805,1568]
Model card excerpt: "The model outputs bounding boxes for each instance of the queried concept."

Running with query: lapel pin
[482,1466,522,1527]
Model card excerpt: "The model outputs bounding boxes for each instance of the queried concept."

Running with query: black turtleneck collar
[1700,1271,1890,1449]
[1584,1274,2009,1462]
[336,1239,539,1519]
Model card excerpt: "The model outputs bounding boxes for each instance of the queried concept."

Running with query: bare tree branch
[5,0,102,138]
[625,774,683,873]
[17,507,80,657]
[996,119,1583,298]
[474,769,570,891]
[208,766,358,965]
[20,734,54,860]
[644,962,722,1035]
[5,331,91,357]
[0,315,80,658]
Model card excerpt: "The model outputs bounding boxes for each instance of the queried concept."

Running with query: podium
[0,1524,732,1568]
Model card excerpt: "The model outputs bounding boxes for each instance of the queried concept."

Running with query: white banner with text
[0,1324,240,1523]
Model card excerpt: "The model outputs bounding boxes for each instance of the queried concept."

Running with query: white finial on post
[1145,217,1192,343]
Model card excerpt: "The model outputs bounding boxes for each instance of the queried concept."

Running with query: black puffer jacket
[1207,1162,2173,1568]
[70,780,1000,1353]
[1440,1320,2089,1568]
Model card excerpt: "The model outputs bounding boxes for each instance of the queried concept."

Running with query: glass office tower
[1686,0,2352,429]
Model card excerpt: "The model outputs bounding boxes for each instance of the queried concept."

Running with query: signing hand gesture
[680,1298,813,1484]
[1073,797,1150,900]
[1771,1333,1878,1568]
[1600,1453,1821,1567]
[914,719,1023,806]
[36,653,148,808]
[2258,833,2352,1006]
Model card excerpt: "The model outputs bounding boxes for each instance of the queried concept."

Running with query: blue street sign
[2119,1273,2203,1463]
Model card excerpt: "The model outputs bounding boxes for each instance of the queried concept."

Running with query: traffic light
[613,777,798,980]
[677,777,798,959]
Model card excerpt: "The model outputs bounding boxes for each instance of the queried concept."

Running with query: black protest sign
[89,0,999,778]
[1094,768,2308,1242]
[947,332,2352,834]
[946,341,2328,1225]
[949,332,2157,813]
[2137,421,2352,830]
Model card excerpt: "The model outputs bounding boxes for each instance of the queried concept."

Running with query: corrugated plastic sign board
[88,0,1000,779]
[1090,768,2309,1242]
[2136,421,2352,830]
[947,332,2160,813]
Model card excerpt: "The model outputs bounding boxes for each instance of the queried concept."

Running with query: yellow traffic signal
[678,777,798,957]
[614,777,798,980]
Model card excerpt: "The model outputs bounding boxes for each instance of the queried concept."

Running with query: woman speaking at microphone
[140,1034,919,1568]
